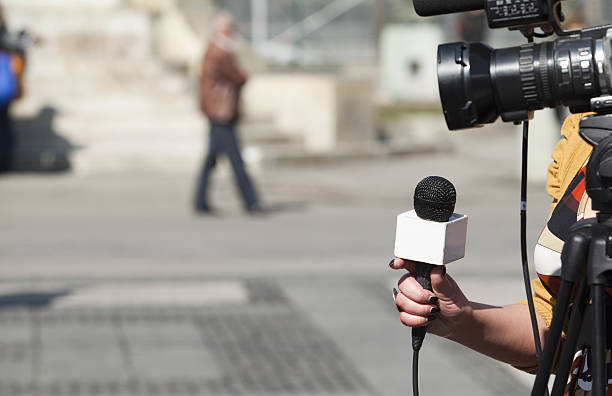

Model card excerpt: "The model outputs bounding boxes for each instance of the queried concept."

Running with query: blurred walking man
[194,11,261,214]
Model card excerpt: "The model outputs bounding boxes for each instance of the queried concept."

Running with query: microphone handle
[412,262,436,351]
[414,262,435,293]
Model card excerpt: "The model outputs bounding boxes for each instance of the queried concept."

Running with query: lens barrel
[438,36,607,130]
[438,43,498,130]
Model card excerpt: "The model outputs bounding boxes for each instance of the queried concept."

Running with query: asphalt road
[0,122,554,396]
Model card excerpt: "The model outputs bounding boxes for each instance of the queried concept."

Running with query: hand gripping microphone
[394,176,468,351]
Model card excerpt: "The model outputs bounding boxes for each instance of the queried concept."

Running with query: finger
[399,311,436,327]
[395,289,440,316]
[389,257,416,272]
[397,274,437,304]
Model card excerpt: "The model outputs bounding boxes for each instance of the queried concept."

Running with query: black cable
[412,349,420,396]
[519,32,550,395]
[521,120,544,358]
[520,119,549,396]
[411,326,425,396]
[522,24,546,360]
[411,263,434,396]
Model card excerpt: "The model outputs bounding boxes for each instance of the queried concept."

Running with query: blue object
[0,52,17,106]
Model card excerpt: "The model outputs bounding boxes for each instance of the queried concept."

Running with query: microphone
[412,0,485,17]
[394,176,468,351]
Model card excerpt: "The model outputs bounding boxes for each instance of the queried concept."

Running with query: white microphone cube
[394,210,468,265]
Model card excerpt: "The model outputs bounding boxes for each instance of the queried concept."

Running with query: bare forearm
[447,302,547,368]
[391,259,548,368]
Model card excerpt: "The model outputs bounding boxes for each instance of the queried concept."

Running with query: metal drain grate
[0,281,377,395]
[195,309,374,395]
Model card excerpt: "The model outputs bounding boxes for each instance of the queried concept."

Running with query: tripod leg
[592,284,607,396]
[532,279,576,396]
[551,281,590,396]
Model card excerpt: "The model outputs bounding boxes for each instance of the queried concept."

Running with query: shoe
[194,205,216,215]
[246,204,266,216]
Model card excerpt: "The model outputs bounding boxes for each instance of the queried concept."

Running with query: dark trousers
[194,121,259,210]
[0,104,12,172]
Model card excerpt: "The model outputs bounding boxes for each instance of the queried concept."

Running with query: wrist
[442,301,476,342]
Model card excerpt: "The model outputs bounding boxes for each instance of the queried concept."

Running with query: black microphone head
[414,176,456,222]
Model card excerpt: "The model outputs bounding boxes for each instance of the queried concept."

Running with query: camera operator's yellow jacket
[546,113,594,209]
[518,113,594,377]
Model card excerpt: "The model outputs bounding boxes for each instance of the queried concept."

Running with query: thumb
[430,265,456,298]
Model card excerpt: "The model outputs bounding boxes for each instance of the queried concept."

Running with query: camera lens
[438,36,607,130]
[438,42,498,130]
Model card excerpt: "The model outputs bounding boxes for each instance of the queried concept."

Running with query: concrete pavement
[0,119,555,395]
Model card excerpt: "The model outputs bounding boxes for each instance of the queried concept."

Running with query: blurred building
[204,0,395,66]
[4,0,610,174]
[378,24,441,103]
[584,0,612,26]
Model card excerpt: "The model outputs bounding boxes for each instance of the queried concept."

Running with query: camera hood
[437,42,499,130]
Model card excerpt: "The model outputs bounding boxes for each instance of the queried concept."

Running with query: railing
[250,0,371,64]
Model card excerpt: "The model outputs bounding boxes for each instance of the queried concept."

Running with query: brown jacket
[199,41,247,123]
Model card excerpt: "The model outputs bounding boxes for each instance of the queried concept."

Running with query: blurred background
[0,0,609,395]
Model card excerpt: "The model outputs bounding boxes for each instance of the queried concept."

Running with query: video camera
[414,0,612,130]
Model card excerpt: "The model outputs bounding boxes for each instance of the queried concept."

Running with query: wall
[242,73,375,153]
[379,23,443,103]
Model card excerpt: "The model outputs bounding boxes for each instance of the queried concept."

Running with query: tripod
[531,113,612,396]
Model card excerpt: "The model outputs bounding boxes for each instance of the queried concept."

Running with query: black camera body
[413,0,564,34]
[414,0,612,130]
[486,0,550,30]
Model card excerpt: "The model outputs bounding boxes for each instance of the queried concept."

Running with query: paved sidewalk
[0,122,554,395]
[0,276,533,396]
[0,279,374,396]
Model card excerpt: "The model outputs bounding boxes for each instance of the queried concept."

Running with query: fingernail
[430,307,440,314]
[388,258,395,268]
[427,315,436,322]
[392,288,401,312]
[428,296,438,304]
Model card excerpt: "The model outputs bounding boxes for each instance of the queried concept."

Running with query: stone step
[259,137,445,166]
[239,121,301,146]
[5,0,348,174]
